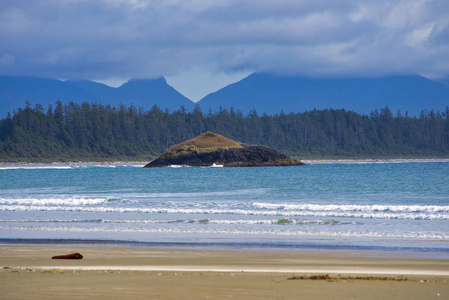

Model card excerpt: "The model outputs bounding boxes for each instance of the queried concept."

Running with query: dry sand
[1,245,448,299]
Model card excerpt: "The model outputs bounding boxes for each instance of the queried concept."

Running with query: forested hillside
[0,101,448,162]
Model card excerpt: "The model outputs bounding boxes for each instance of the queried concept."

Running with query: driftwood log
[51,253,83,259]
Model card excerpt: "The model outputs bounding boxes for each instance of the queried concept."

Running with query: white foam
[0,219,103,223]
[0,197,108,206]
[1,205,448,220]
[0,218,352,226]
[253,202,449,213]
[0,166,73,170]
[2,225,448,240]
[210,163,224,168]
[168,165,191,168]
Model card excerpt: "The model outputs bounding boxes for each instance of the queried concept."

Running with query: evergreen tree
[0,102,448,162]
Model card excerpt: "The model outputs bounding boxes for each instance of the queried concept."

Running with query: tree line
[0,101,448,162]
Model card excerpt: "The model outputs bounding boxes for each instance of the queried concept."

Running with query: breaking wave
[0,218,352,225]
[1,204,448,220]
[253,202,449,213]
[0,197,111,206]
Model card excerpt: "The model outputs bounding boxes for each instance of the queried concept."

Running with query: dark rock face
[144,144,305,167]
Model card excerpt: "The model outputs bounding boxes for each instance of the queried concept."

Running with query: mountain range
[198,73,449,116]
[1,73,449,118]
[0,76,193,118]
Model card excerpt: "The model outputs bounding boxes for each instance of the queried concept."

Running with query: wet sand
[1,245,448,299]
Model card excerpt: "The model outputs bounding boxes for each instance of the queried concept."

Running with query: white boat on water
[211,163,224,168]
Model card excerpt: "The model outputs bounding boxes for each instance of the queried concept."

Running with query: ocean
[1,162,448,255]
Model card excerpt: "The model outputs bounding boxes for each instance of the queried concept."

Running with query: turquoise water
[1,162,448,253]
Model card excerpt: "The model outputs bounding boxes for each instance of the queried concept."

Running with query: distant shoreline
[302,158,449,164]
[0,161,148,167]
[1,158,448,167]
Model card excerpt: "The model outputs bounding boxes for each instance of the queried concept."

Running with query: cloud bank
[1,0,449,84]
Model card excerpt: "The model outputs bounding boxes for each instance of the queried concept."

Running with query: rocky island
[144,132,305,167]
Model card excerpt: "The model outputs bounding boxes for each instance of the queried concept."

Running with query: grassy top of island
[160,132,244,160]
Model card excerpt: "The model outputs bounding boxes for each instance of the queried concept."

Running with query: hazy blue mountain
[0,76,194,118]
[436,77,449,89]
[198,73,449,116]
[116,78,194,111]
[63,79,117,102]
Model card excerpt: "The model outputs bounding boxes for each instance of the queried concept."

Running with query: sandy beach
[1,245,448,299]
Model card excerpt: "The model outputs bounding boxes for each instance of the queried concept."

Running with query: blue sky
[1,0,449,101]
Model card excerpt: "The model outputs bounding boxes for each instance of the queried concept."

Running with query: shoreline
[302,158,449,164]
[0,158,448,167]
[1,238,448,258]
[0,161,148,167]
[1,245,448,299]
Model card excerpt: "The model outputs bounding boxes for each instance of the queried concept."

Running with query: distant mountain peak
[198,73,449,116]
[0,75,194,118]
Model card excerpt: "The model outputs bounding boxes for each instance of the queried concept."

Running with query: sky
[1,0,449,101]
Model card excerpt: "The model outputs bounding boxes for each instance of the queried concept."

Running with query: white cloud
[0,0,448,86]
[0,8,33,37]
